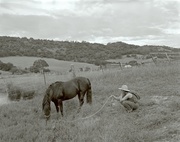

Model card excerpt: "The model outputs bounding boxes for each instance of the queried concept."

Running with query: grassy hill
[0,36,179,65]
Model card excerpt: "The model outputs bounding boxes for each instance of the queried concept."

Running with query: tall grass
[0,62,180,142]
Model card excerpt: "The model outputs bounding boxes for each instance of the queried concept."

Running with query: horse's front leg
[53,101,60,119]
[58,99,63,117]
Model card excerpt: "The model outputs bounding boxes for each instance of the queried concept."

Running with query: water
[0,93,10,106]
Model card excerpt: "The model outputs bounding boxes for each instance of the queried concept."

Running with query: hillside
[0,36,179,64]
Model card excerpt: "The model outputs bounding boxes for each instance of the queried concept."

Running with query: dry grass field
[0,56,97,73]
[0,58,180,142]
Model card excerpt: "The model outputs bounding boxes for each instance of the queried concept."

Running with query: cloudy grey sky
[0,0,180,48]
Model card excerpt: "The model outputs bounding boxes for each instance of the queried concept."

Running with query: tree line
[0,36,179,64]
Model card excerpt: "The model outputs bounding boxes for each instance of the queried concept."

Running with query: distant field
[0,56,98,73]
[107,55,153,64]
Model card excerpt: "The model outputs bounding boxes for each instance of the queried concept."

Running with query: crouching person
[113,85,140,113]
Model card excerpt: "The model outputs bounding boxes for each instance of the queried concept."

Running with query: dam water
[0,93,10,106]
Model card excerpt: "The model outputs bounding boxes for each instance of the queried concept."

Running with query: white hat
[118,85,130,92]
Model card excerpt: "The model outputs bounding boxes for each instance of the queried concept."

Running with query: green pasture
[0,59,180,142]
[0,56,98,73]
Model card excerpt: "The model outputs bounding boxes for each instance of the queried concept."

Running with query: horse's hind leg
[77,91,85,113]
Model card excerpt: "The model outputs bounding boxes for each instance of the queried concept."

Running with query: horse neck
[43,90,51,105]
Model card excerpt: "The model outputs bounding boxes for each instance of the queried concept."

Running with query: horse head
[42,88,52,120]
[42,101,51,120]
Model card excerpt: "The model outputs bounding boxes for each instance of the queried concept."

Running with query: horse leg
[58,99,63,117]
[77,91,85,113]
[53,100,60,119]
[53,100,59,113]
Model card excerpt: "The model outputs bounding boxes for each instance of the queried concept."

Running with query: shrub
[7,83,22,101]
[22,90,35,100]
[0,62,14,71]
[7,83,35,101]
[43,68,50,73]
[10,67,29,75]
[33,59,49,68]
[29,59,50,73]
[29,66,40,73]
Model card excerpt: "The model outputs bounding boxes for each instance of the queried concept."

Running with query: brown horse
[42,77,92,120]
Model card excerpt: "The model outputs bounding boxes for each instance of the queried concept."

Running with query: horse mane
[42,85,53,110]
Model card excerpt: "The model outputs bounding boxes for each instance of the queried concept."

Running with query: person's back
[127,91,140,103]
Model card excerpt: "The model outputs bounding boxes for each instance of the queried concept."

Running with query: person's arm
[120,93,133,102]
[113,95,121,101]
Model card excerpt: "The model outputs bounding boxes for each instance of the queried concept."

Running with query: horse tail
[42,92,47,111]
[86,78,92,104]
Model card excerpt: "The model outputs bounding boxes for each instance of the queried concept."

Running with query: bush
[33,59,49,68]
[22,90,35,100]
[29,66,40,73]
[7,83,22,101]
[94,59,107,66]
[10,67,29,75]
[43,68,50,73]
[7,83,35,101]
[0,62,14,71]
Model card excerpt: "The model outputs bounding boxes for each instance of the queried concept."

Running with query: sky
[0,0,180,48]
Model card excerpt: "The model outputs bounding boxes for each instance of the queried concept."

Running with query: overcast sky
[0,0,180,48]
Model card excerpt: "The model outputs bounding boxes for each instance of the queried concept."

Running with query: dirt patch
[151,96,168,104]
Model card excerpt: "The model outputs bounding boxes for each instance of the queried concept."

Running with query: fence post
[151,56,157,66]
[42,69,46,86]
[119,62,123,70]
[100,65,104,73]
[71,64,76,78]
[165,52,171,64]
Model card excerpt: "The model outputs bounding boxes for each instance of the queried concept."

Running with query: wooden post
[151,56,157,66]
[119,62,123,70]
[71,64,76,78]
[42,69,46,86]
[100,65,104,73]
[165,52,171,64]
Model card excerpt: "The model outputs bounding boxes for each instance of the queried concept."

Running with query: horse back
[62,77,90,94]
[47,77,91,100]
[73,77,91,91]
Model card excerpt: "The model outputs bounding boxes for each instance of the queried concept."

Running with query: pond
[0,93,10,106]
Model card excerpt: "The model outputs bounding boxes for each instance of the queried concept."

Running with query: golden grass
[0,56,98,73]
[0,61,180,142]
